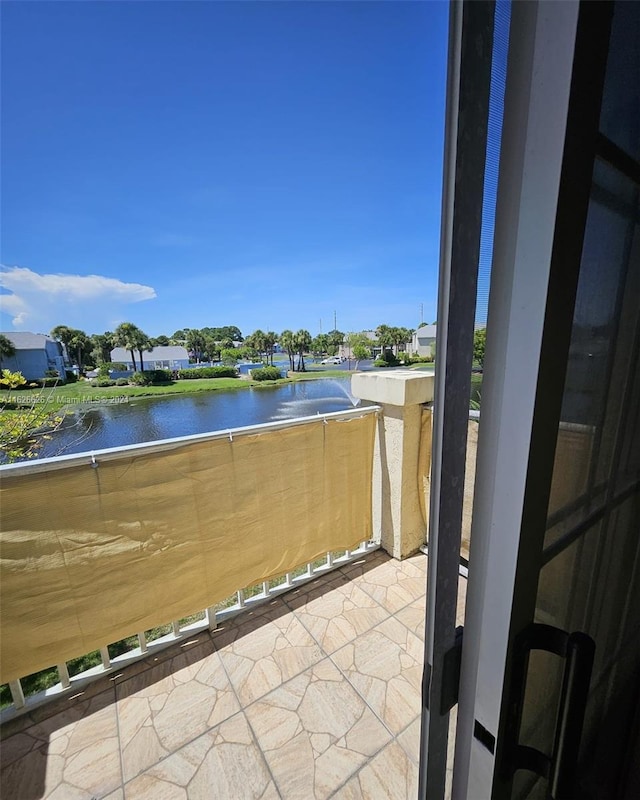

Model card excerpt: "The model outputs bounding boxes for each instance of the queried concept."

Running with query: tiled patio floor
[0,550,467,799]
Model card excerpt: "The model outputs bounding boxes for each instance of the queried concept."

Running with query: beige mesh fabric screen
[418,407,433,529]
[0,413,376,683]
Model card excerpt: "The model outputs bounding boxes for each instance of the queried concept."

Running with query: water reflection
[38,378,370,459]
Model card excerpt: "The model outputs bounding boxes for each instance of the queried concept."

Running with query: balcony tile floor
[0,550,467,799]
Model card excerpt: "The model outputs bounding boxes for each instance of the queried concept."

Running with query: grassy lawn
[0,369,352,410]
[405,362,436,370]
[470,372,482,405]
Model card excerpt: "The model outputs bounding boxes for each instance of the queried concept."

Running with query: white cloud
[0,265,157,330]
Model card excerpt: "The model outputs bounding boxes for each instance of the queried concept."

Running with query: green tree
[0,334,16,368]
[50,325,75,361]
[186,329,207,363]
[396,327,414,354]
[136,332,153,372]
[311,334,330,359]
[293,329,312,372]
[214,325,243,342]
[245,330,267,361]
[375,324,394,355]
[279,330,295,371]
[225,326,243,342]
[0,403,64,462]
[473,327,486,368]
[51,326,91,370]
[352,343,370,364]
[220,348,238,366]
[345,332,371,368]
[264,331,277,366]
[202,335,220,362]
[91,332,114,364]
[171,329,188,344]
[114,322,148,371]
[0,380,67,462]
[67,329,91,371]
[151,335,170,346]
[326,329,344,356]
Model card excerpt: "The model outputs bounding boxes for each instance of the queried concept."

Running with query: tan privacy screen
[0,413,376,683]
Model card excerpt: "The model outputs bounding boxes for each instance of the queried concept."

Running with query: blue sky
[1,0,448,339]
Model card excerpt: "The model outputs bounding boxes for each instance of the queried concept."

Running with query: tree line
[12,321,421,375]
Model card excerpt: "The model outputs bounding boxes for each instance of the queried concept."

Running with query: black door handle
[501,623,595,799]
[549,631,595,799]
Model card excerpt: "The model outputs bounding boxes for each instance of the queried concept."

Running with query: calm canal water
[39,377,371,459]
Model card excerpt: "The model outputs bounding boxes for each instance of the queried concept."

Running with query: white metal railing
[1,406,381,720]
[2,540,379,720]
[0,404,379,476]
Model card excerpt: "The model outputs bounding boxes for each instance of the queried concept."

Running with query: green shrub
[115,378,129,386]
[130,369,172,385]
[98,362,127,377]
[220,348,238,365]
[251,366,283,382]
[91,377,115,387]
[37,376,60,387]
[145,369,171,384]
[177,367,237,379]
[374,351,400,368]
[398,353,432,365]
[44,369,59,378]
[0,369,27,389]
[65,370,78,382]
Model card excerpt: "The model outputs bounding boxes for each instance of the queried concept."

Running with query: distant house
[410,325,437,358]
[0,332,67,380]
[340,331,382,361]
[110,346,190,371]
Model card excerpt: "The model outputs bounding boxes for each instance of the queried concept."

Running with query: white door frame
[452,3,581,797]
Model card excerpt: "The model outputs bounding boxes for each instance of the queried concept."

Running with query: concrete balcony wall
[352,371,435,560]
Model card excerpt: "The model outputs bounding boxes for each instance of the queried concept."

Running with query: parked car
[321,356,343,365]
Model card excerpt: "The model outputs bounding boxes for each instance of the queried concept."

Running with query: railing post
[352,371,434,559]
[57,662,71,689]
[100,647,111,670]
[9,680,25,709]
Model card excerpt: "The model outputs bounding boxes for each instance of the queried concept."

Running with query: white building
[110,345,190,371]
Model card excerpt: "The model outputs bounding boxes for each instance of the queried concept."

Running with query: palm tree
[293,329,312,372]
[264,331,278,365]
[186,329,207,363]
[136,333,153,372]
[279,330,295,371]
[91,332,114,364]
[391,326,413,355]
[50,325,75,362]
[202,334,220,363]
[68,329,91,371]
[246,330,267,362]
[114,322,146,371]
[0,334,16,368]
[375,324,394,356]
[327,329,344,357]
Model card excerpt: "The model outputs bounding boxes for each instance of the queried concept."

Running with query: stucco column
[352,371,434,560]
